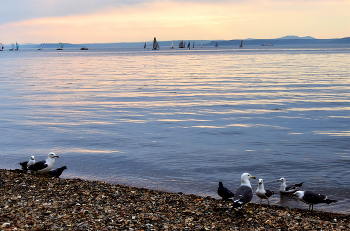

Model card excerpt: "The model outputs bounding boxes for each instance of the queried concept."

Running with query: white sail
[9,43,14,51]
[170,40,174,49]
[56,42,63,50]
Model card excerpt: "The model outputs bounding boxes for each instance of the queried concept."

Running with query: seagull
[28,152,59,180]
[217,182,235,201]
[278,177,304,194]
[256,178,275,204]
[293,190,338,210]
[232,173,256,209]
[47,166,67,178]
[19,156,35,171]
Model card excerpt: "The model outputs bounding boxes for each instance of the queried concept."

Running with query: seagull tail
[324,199,338,204]
[294,182,304,187]
[231,201,243,208]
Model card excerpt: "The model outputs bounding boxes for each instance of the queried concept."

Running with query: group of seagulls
[17,154,338,211]
[218,173,338,211]
[19,152,67,179]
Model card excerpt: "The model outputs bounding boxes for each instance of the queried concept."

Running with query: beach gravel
[0,169,349,230]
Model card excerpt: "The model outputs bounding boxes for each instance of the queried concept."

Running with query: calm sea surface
[0,45,349,213]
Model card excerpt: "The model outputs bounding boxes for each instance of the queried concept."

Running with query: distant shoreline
[1,169,349,230]
[3,37,349,49]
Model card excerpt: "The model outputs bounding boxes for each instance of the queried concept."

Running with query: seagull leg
[41,174,48,182]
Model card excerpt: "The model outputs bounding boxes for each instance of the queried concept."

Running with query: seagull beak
[251,176,256,179]
[55,155,59,158]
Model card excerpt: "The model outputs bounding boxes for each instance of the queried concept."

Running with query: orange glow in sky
[0,0,349,43]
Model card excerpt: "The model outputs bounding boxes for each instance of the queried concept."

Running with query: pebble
[0,169,349,230]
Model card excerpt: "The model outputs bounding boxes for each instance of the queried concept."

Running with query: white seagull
[278,177,304,194]
[19,156,36,171]
[232,173,256,209]
[256,178,275,204]
[28,152,59,174]
[294,190,338,210]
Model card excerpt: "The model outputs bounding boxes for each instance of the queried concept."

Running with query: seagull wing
[265,189,275,198]
[232,185,253,208]
[28,160,48,171]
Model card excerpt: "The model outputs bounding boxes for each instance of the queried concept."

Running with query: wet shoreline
[0,169,349,230]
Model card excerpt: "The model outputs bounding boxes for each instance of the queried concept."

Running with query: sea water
[0,45,349,213]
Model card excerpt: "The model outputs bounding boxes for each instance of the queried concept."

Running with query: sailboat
[144,42,146,49]
[56,42,63,50]
[0,43,3,51]
[187,41,190,49]
[9,43,15,51]
[152,37,160,50]
[215,42,218,47]
[38,43,43,50]
[170,40,174,49]
[14,42,19,50]
[178,40,185,48]
[192,42,195,48]
[239,40,243,48]
[200,43,202,48]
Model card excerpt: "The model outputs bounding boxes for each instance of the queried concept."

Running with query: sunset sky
[0,0,349,44]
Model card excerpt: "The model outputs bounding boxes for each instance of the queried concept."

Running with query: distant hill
[277,35,316,39]
[205,37,350,46]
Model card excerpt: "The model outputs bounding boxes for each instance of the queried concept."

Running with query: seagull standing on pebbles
[232,173,256,209]
[293,190,338,210]
[256,178,275,204]
[19,156,36,171]
[28,152,59,174]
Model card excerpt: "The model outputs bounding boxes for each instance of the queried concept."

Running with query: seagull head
[293,190,304,199]
[278,177,285,183]
[48,152,59,158]
[30,156,35,160]
[258,178,263,185]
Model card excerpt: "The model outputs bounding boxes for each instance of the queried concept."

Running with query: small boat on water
[38,44,43,50]
[200,43,202,48]
[261,43,273,46]
[15,42,19,50]
[152,37,160,50]
[144,42,146,49]
[56,42,63,50]
[178,40,186,48]
[170,40,174,49]
[0,43,3,51]
[192,42,195,48]
[187,41,190,49]
[9,43,15,51]
[215,42,218,47]
[239,40,243,48]
[80,47,88,50]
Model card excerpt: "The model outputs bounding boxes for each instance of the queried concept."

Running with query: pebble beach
[0,169,349,230]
